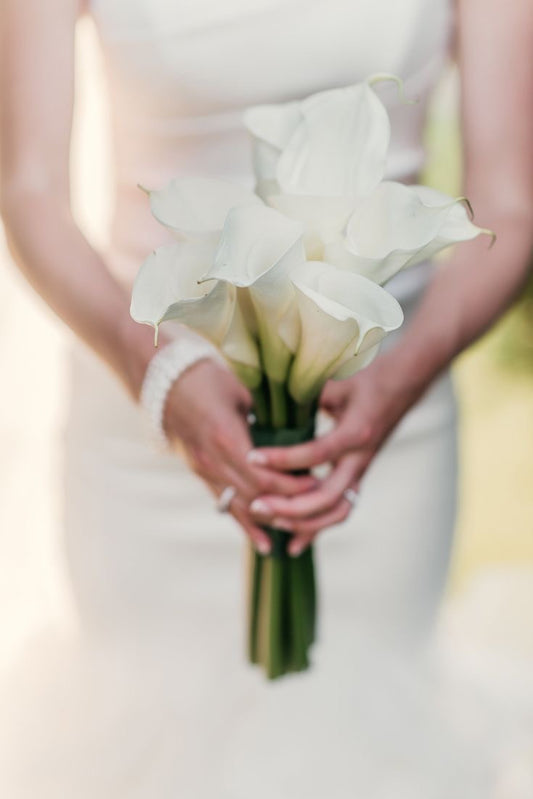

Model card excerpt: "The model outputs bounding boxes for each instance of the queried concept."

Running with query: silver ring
[343,488,360,507]
[217,485,237,513]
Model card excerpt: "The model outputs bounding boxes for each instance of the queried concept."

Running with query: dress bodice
[88,0,453,290]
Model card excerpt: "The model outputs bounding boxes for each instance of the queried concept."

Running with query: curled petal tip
[367,73,416,104]
[457,196,475,220]
[483,229,497,249]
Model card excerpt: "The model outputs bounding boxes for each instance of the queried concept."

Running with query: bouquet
[130,76,490,679]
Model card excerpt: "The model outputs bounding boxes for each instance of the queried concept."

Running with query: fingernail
[289,541,305,558]
[256,539,271,556]
[250,499,271,515]
[247,450,268,465]
[273,517,293,532]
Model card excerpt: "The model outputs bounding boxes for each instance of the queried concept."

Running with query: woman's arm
[248,0,533,554]
[385,0,533,388]
[0,0,156,395]
[0,0,315,554]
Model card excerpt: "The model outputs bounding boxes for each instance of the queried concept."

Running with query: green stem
[267,557,285,679]
[268,379,288,429]
[251,387,269,427]
[288,555,310,672]
[247,416,318,680]
[301,546,317,647]
[294,401,313,428]
[248,545,263,664]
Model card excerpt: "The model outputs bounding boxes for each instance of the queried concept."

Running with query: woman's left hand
[247,359,422,556]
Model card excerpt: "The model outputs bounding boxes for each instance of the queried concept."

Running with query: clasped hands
[164,357,412,557]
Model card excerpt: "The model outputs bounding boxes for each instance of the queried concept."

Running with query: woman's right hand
[162,358,318,554]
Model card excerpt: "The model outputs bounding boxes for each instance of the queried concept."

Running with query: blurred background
[1,19,532,678]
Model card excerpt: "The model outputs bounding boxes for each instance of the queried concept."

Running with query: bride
[1,0,532,796]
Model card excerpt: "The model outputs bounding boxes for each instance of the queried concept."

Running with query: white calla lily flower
[331,343,382,381]
[202,204,306,381]
[244,80,390,199]
[344,182,491,285]
[142,177,262,241]
[131,78,492,408]
[130,240,261,384]
[244,101,301,201]
[267,194,354,261]
[287,261,403,404]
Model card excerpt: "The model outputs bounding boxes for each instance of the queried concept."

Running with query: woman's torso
[88,0,453,295]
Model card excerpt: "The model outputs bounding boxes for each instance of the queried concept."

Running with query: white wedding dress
[2,1,532,796]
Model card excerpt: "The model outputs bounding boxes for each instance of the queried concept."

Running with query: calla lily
[267,194,354,261]
[142,177,262,241]
[130,239,261,386]
[245,101,302,201]
[286,261,403,404]
[202,204,306,381]
[244,80,390,199]
[343,182,492,285]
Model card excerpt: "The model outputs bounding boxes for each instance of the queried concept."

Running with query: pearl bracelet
[140,333,224,449]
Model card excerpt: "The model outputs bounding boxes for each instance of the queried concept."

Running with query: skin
[248,0,533,555]
[0,0,316,556]
[1,0,532,559]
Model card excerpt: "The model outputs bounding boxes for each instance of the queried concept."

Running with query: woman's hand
[247,357,421,556]
[163,358,318,554]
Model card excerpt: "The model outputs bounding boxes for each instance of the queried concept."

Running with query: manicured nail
[250,499,271,515]
[273,517,293,532]
[256,539,271,556]
[289,540,305,558]
[247,450,268,465]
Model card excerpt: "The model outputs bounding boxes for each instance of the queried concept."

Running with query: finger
[246,426,349,472]
[213,417,319,498]
[250,452,363,520]
[285,498,355,555]
[234,382,254,417]
[217,445,319,501]
[231,501,272,556]
[320,380,350,416]
[249,466,319,499]
[288,533,316,558]
[205,449,317,507]
[190,446,253,503]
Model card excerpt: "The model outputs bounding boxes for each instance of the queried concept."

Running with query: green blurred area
[423,77,533,589]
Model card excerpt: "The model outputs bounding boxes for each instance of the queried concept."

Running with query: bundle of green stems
[248,378,317,679]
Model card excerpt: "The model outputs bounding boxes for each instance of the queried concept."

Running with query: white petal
[322,239,362,271]
[243,101,302,150]
[277,83,390,198]
[291,261,403,335]
[204,204,306,380]
[220,298,262,381]
[244,102,302,198]
[144,177,262,238]
[267,194,354,260]
[204,204,305,287]
[236,287,258,337]
[130,240,233,345]
[250,140,282,201]
[288,261,403,403]
[288,289,358,403]
[331,343,381,380]
[345,182,486,284]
